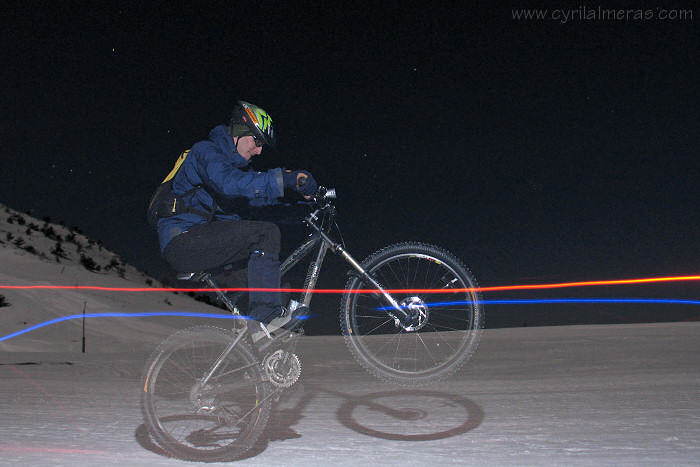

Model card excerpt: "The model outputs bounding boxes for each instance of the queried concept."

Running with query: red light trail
[0,275,698,294]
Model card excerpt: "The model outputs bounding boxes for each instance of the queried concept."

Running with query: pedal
[251,322,273,343]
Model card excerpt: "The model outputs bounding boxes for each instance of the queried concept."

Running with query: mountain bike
[140,186,483,461]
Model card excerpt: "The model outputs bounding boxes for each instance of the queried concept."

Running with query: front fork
[304,215,410,322]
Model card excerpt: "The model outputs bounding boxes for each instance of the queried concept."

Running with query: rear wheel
[140,326,271,462]
[340,243,483,386]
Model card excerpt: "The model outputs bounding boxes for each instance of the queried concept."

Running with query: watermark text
[512,6,693,23]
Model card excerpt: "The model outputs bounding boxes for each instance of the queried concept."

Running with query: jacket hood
[209,125,250,167]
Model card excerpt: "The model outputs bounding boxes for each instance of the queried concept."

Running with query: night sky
[2,3,698,329]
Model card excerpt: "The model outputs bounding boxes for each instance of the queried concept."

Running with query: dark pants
[162,220,282,321]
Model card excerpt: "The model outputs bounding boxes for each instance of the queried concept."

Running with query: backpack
[146,150,215,227]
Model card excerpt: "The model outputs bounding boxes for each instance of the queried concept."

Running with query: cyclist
[157,100,317,331]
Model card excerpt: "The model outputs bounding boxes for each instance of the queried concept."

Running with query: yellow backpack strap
[162,150,190,184]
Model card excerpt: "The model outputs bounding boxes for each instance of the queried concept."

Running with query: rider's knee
[267,223,281,244]
[259,223,281,256]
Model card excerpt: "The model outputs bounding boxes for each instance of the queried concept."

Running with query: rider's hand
[295,171,317,197]
[283,170,317,198]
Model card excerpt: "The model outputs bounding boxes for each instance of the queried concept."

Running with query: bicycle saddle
[176,272,210,282]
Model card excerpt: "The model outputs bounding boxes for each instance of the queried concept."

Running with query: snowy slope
[0,204,230,352]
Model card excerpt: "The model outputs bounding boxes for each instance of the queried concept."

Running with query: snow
[0,324,698,466]
[0,205,698,465]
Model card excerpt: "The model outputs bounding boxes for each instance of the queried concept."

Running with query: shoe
[252,306,309,342]
[268,305,309,332]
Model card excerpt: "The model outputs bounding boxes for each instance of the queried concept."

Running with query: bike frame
[199,188,408,322]
[281,191,408,321]
[187,190,409,396]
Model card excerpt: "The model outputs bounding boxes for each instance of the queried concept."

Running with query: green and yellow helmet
[230,101,276,148]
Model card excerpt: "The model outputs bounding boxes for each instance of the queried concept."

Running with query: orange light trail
[0,275,698,294]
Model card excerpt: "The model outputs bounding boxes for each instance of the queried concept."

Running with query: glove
[295,170,317,197]
[283,170,317,197]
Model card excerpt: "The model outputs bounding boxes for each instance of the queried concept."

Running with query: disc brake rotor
[397,296,429,331]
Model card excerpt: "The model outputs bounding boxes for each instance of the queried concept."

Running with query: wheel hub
[397,296,429,331]
[190,382,219,412]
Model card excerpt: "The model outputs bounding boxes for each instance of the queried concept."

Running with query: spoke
[211,360,259,380]
[426,321,468,332]
[219,403,251,429]
[420,258,432,291]
[413,333,419,372]
[344,247,482,383]
[218,401,260,430]
[360,315,395,335]
[154,379,191,398]
[393,332,401,368]
[383,260,405,289]
[167,353,203,381]
[366,331,403,356]
[415,332,440,366]
[405,257,416,289]
[425,323,459,351]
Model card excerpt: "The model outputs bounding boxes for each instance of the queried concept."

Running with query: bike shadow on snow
[135,384,484,461]
[134,422,178,460]
[240,383,485,460]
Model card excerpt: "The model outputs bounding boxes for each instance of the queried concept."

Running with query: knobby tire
[140,326,271,462]
[340,242,483,386]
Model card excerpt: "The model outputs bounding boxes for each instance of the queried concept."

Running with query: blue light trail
[378,298,700,310]
[1,299,697,343]
[0,312,241,343]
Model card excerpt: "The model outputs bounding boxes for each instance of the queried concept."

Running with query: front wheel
[340,243,483,386]
[140,326,272,462]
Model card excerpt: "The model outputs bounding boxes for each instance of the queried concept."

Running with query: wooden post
[82,301,86,353]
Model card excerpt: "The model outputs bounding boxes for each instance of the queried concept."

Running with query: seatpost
[204,275,241,315]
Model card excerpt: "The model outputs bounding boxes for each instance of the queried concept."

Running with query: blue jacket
[157,125,284,252]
